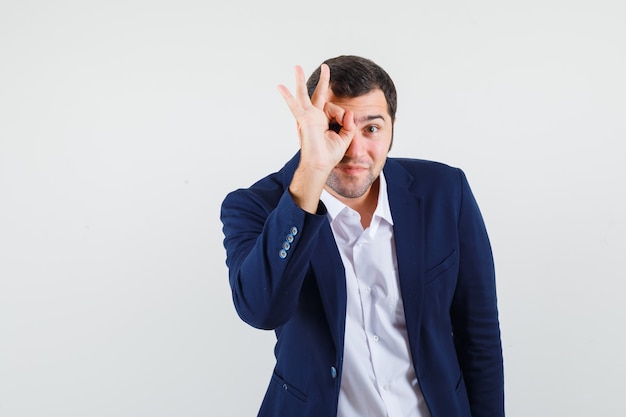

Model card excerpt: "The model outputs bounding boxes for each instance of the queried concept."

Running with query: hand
[278,64,355,173]
[278,64,356,212]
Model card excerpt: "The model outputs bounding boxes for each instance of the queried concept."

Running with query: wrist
[288,165,329,214]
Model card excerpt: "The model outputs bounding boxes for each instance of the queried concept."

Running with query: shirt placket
[352,223,396,414]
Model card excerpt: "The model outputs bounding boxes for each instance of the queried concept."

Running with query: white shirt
[321,172,431,417]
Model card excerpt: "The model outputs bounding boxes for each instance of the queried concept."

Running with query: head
[306,55,397,203]
[306,55,397,127]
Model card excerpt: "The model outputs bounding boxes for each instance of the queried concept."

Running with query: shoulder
[385,157,466,190]
[387,157,459,175]
[221,153,299,211]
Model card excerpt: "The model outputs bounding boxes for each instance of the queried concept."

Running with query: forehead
[328,89,390,122]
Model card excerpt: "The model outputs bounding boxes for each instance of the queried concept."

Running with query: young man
[221,55,504,417]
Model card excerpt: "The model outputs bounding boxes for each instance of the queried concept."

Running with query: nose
[344,132,365,160]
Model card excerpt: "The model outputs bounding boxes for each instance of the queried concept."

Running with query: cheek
[369,142,391,164]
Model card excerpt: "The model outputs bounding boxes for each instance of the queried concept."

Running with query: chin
[329,183,371,199]
[327,171,376,199]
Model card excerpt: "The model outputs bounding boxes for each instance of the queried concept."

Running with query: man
[221,55,504,417]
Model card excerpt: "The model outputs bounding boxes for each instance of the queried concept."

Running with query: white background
[1,1,625,416]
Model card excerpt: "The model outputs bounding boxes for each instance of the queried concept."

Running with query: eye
[365,125,379,134]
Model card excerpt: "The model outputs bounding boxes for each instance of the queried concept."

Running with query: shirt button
[383,384,390,391]
[373,335,379,342]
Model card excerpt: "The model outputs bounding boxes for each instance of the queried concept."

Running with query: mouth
[336,165,368,175]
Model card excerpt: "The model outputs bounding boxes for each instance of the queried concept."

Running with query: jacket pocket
[424,250,457,285]
[270,371,308,403]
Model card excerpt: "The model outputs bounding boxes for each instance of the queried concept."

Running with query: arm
[221,186,328,329]
[451,169,505,416]
[221,64,355,329]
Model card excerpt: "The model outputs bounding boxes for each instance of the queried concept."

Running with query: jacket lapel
[384,159,425,352]
[310,226,347,352]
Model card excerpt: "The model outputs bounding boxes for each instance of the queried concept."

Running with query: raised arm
[221,64,353,329]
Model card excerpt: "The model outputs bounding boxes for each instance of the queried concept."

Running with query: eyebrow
[356,114,386,124]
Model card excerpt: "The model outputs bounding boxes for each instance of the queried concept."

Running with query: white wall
[1,1,624,416]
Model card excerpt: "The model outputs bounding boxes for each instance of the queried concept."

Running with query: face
[325,89,393,203]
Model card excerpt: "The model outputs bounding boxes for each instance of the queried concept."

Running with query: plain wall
[1,0,624,416]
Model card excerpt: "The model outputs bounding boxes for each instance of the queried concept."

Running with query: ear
[388,118,396,152]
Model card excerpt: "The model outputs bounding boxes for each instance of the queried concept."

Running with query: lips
[337,165,368,175]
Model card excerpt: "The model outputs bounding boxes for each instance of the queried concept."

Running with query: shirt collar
[320,171,394,226]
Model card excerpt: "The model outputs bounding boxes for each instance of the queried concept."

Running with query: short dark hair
[306,55,397,123]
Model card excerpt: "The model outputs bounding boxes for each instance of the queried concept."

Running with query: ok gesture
[278,64,356,213]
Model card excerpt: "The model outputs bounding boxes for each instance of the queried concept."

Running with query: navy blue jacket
[221,153,504,417]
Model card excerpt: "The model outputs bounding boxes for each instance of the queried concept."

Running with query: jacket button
[279,249,287,259]
[290,226,298,236]
[330,366,337,379]
[282,241,291,250]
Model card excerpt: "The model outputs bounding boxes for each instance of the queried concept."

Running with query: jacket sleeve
[220,186,328,330]
[451,169,505,416]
